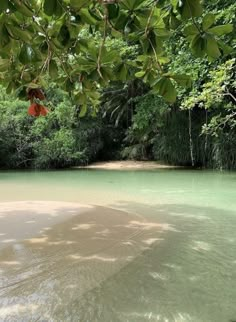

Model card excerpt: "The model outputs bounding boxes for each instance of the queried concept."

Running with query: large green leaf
[101,48,119,65]
[169,12,181,29]
[191,34,207,57]
[116,63,127,81]
[218,41,233,55]
[208,24,233,36]
[12,0,34,17]
[0,58,9,72]
[153,28,170,38]
[154,77,177,103]
[6,25,32,43]
[57,25,70,46]
[76,57,96,71]
[79,104,87,117]
[167,73,192,88]
[178,0,203,19]
[5,81,16,94]
[80,8,98,25]
[121,0,145,11]
[135,71,146,78]
[0,24,10,48]
[88,9,102,22]
[19,45,39,64]
[0,0,9,13]
[44,0,57,16]
[107,4,120,20]
[21,71,32,82]
[206,34,221,59]
[55,0,63,17]
[113,11,129,30]
[184,24,199,36]
[202,13,215,31]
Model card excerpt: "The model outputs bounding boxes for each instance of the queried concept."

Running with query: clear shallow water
[0,169,236,321]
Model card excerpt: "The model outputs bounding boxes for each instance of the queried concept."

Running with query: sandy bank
[75,160,181,170]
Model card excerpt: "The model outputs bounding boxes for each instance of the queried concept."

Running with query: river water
[0,169,235,322]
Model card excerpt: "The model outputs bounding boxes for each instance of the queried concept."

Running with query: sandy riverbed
[0,201,171,320]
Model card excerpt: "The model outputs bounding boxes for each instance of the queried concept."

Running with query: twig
[223,92,236,102]
[97,5,108,79]
[145,1,157,37]
[188,109,195,167]
[148,39,163,72]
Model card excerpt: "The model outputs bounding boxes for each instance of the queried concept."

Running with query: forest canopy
[0,0,234,107]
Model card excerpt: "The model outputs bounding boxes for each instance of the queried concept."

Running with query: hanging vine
[188,109,195,167]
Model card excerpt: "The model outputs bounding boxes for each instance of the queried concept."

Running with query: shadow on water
[0,201,236,322]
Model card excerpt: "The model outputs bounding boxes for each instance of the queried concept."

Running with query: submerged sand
[0,201,173,321]
[76,160,180,170]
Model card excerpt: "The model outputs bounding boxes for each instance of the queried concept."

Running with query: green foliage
[0,0,234,106]
[33,128,85,168]
[102,79,147,127]
[122,37,236,169]
[210,131,236,170]
[184,17,233,60]
[122,95,169,160]
[0,86,104,169]
[0,93,33,168]
[182,58,236,136]
[152,109,207,166]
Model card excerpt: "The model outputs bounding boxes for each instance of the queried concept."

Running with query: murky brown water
[0,170,236,321]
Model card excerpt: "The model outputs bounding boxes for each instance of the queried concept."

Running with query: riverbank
[75,161,182,170]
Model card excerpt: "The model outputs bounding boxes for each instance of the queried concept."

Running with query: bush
[0,86,105,169]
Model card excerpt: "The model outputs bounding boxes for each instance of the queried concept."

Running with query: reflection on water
[0,170,236,321]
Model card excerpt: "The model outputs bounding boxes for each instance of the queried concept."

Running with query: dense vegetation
[0,0,235,169]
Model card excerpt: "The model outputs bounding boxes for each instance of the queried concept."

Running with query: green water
[0,169,236,322]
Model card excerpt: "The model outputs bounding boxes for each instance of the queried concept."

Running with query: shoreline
[75,160,183,170]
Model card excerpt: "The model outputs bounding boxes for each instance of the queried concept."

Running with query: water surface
[0,169,236,321]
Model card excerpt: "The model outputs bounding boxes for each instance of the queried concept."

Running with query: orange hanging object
[28,103,48,117]
[27,88,46,101]
[26,86,48,117]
